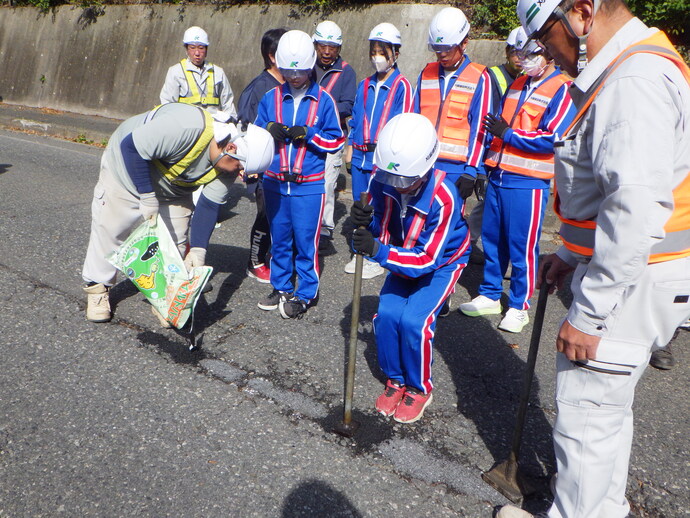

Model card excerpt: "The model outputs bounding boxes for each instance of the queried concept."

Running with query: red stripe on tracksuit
[368,170,470,394]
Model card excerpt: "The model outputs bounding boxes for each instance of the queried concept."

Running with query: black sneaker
[258,289,289,311]
[279,296,309,319]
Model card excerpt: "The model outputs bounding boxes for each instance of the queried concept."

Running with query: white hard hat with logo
[373,113,440,189]
[183,26,209,46]
[514,26,541,56]
[428,7,470,51]
[506,27,522,47]
[369,23,402,47]
[312,21,343,46]
[517,0,603,37]
[276,30,317,71]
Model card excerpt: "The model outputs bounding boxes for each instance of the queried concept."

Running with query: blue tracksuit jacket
[479,69,576,310]
[348,68,413,195]
[368,170,470,393]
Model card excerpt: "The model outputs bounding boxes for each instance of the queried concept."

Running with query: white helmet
[276,30,317,71]
[369,23,402,47]
[234,124,275,175]
[517,0,601,73]
[312,21,343,46]
[506,27,522,47]
[212,123,274,175]
[428,7,470,50]
[517,0,562,37]
[183,26,209,46]
[373,113,440,189]
[513,26,541,55]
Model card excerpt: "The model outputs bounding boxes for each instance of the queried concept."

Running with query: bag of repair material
[108,216,212,329]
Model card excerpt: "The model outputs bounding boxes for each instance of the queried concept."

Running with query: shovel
[482,278,552,503]
[333,191,369,438]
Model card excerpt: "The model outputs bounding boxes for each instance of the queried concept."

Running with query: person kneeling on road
[350,113,470,424]
[82,102,274,325]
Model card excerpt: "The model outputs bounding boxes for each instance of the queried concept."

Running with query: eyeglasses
[428,43,457,54]
[532,15,560,43]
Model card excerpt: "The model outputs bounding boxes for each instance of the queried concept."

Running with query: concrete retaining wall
[0,4,505,120]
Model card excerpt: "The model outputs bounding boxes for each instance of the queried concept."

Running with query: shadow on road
[0,163,11,175]
[281,479,362,518]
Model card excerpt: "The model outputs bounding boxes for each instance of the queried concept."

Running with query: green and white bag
[108,216,212,329]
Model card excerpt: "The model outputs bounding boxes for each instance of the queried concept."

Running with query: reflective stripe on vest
[149,106,219,187]
[554,31,690,263]
[419,62,485,162]
[270,86,322,181]
[322,61,347,94]
[489,65,509,97]
[179,60,220,106]
[485,73,568,179]
[353,74,405,152]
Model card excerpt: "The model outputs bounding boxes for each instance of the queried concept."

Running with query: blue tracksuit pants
[264,190,324,302]
[350,163,374,198]
[478,182,548,310]
[373,263,463,394]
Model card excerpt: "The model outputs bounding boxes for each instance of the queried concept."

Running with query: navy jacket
[313,56,356,120]
[237,70,282,124]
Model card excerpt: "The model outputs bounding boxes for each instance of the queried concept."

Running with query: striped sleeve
[504,82,576,154]
[309,90,346,153]
[465,69,493,168]
[372,183,458,278]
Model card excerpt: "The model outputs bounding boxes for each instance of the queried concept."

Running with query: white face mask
[520,54,548,77]
[370,55,393,74]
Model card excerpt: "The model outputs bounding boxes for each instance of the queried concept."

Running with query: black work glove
[287,125,309,141]
[350,200,374,227]
[266,121,289,142]
[455,174,476,200]
[352,228,379,257]
[474,173,488,202]
[345,162,352,175]
[483,113,511,139]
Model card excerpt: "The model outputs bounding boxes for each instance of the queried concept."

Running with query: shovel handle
[510,277,552,459]
[342,191,369,425]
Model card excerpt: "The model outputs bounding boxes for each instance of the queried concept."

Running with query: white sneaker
[498,308,530,333]
[496,505,536,518]
[344,255,357,274]
[344,257,385,279]
[84,283,111,322]
[362,260,385,279]
[458,295,501,317]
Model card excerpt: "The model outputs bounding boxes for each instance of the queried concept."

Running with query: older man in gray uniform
[160,26,237,121]
[497,0,690,517]
[82,102,273,324]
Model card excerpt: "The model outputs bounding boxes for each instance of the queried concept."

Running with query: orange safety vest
[554,30,690,264]
[484,73,569,179]
[418,61,485,162]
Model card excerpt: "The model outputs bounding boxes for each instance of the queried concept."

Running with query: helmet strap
[554,5,593,74]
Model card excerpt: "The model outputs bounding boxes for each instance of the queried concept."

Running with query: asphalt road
[0,127,688,517]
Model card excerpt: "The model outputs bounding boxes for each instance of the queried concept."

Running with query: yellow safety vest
[179,59,220,106]
[148,105,221,188]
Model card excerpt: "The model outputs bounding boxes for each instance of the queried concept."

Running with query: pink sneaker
[375,380,406,417]
[393,388,433,424]
[247,263,271,284]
